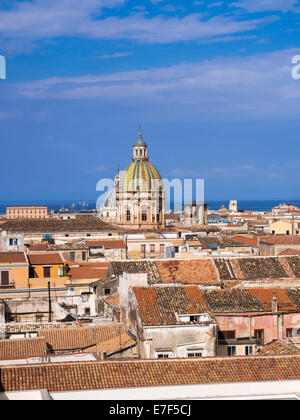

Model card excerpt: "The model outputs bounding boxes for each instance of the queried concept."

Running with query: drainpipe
[48,282,52,323]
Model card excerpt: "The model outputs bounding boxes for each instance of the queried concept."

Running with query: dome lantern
[133,126,148,160]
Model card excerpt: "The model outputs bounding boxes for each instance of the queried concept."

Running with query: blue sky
[1,0,300,202]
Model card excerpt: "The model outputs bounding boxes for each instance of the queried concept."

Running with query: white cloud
[231,0,299,13]
[0,0,273,48]
[87,165,108,174]
[97,51,133,59]
[15,48,300,117]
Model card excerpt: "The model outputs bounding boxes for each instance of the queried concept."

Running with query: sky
[1,0,300,202]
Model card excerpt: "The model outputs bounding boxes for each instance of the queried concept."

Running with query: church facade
[100,129,165,230]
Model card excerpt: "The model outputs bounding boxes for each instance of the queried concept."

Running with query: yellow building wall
[270,221,298,235]
[31,264,63,279]
[4,266,29,289]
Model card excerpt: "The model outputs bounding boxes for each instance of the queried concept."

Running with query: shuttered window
[1,271,9,286]
[43,267,51,278]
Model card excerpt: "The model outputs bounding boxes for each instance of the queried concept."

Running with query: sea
[0,199,297,216]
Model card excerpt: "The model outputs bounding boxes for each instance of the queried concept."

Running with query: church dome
[120,160,162,192]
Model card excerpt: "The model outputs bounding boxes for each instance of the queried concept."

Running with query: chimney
[271,296,278,313]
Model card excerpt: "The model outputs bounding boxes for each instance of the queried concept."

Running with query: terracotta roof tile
[156,259,220,285]
[2,356,300,392]
[203,288,300,313]
[260,236,300,245]
[38,323,127,352]
[231,235,259,247]
[132,286,213,326]
[27,253,63,266]
[67,266,108,280]
[104,294,119,307]
[258,340,300,355]
[279,249,300,256]
[87,240,126,249]
[0,252,27,264]
[0,337,47,360]
[1,216,117,233]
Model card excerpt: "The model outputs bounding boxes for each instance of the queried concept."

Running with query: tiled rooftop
[156,259,220,285]
[1,216,117,233]
[214,256,300,281]
[279,249,300,256]
[0,337,47,360]
[87,240,126,249]
[0,252,27,264]
[231,235,259,247]
[196,235,252,249]
[203,289,263,313]
[203,288,300,313]
[132,286,213,326]
[1,355,300,392]
[27,253,64,266]
[38,323,127,352]
[104,294,119,307]
[110,261,161,284]
[260,235,300,245]
[67,266,108,281]
[258,340,300,355]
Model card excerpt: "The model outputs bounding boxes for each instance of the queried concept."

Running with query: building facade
[6,206,48,220]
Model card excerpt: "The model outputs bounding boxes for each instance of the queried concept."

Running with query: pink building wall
[216,312,300,345]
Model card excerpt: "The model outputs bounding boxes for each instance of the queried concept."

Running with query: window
[245,346,253,356]
[70,252,75,261]
[187,351,203,358]
[190,316,199,322]
[81,293,90,303]
[82,252,87,261]
[105,288,111,295]
[218,330,236,340]
[126,210,131,222]
[150,244,155,253]
[227,346,236,356]
[36,315,43,322]
[29,267,36,278]
[142,210,147,222]
[157,353,171,359]
[141,245,146,258]
[84,308,91,316]
[9,238,18,246]
[286,328,295,338]
[254,329,264,341]
[160,244,165,254]
[43,267,51,278]
[0,271,9,286]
